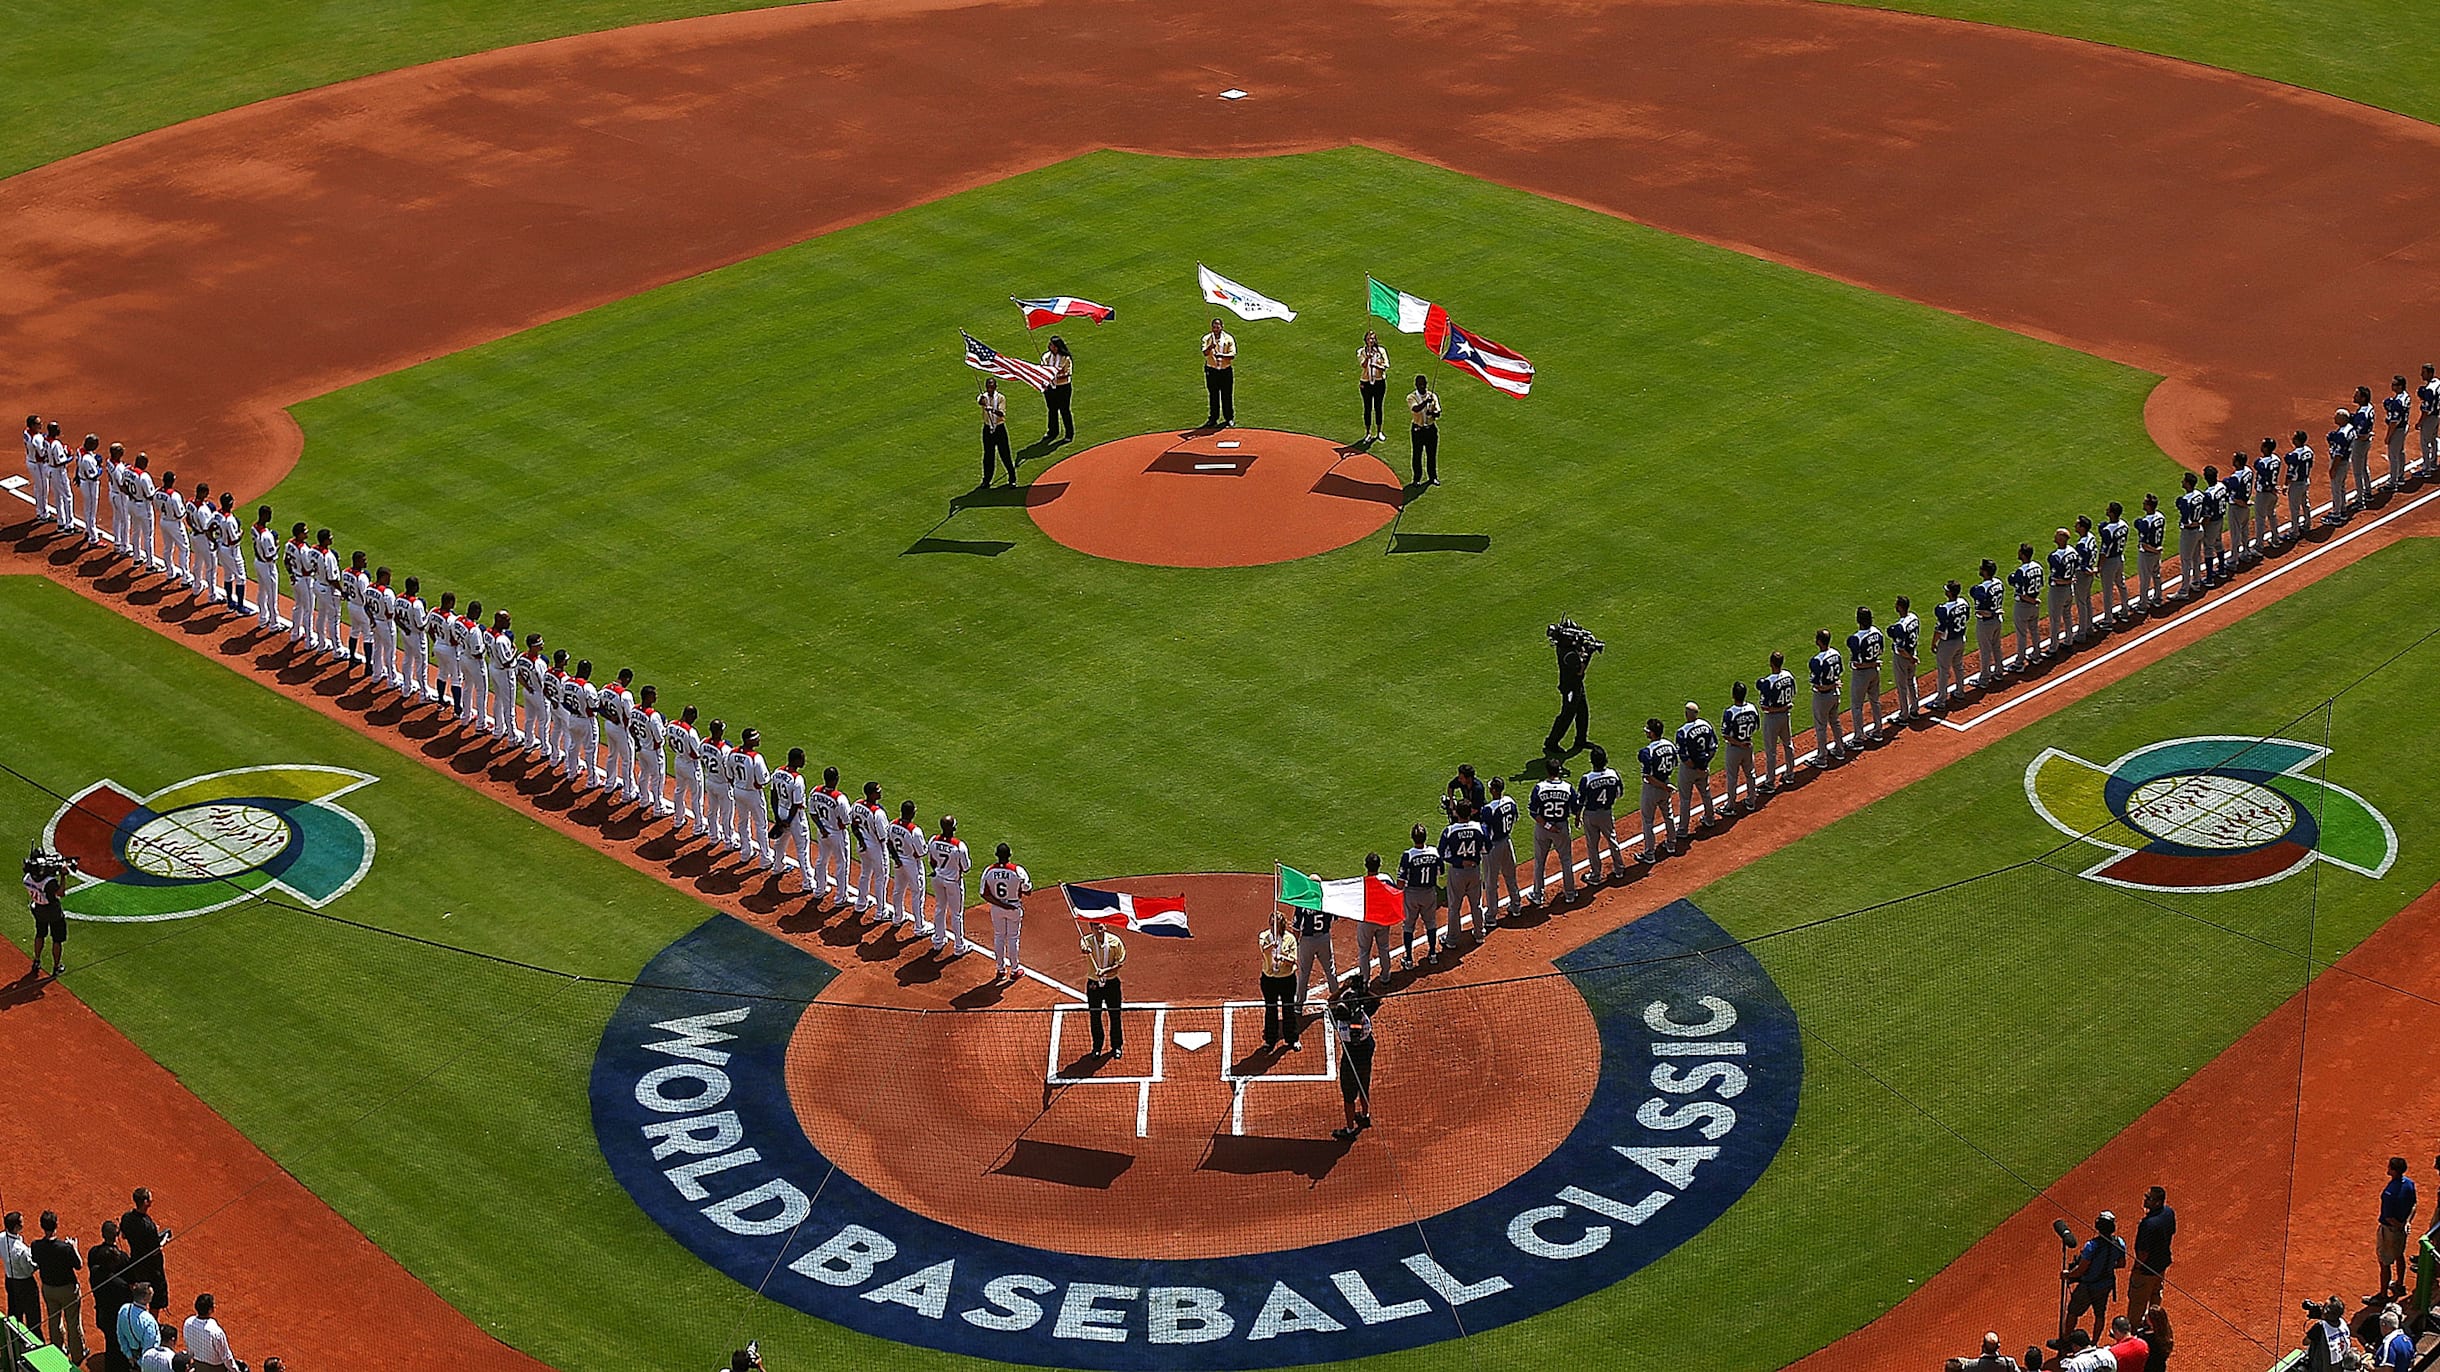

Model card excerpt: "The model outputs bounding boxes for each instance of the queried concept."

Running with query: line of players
[1380,371,2440,924]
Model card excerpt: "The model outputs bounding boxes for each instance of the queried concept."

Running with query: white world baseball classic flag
[1197,263,1298,322]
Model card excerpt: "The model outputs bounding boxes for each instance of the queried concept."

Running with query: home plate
[1173,1030,1213,1052]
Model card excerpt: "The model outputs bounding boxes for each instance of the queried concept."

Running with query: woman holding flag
[1040,336,1074,445]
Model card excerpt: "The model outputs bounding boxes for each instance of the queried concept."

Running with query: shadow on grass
[1388,531,1490,554]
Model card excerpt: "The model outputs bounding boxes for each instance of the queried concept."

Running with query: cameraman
[1543,619,1602,755]
[23,845,72,979]
[1328,976,1379,1143]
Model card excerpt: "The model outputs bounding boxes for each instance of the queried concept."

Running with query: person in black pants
[1040,336,1075,444]
[1257,909,1297,1048]
[1082,925,1127,1059]
[978,378,1014,486]
[1200,320,1236,428]
[1408,374,1441,486]
[1330,977,1379,1142]
[1357,330,1389,441]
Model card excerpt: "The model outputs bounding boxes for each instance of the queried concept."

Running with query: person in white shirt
[249,507,283,632]
[850,782,890,919]
[182,1292,236,1372]
[772,748,813,888]
[1407,374,1441,486]
[72,434,103,543]
[979,842,1032,983]
[1357,330,1390,442]
[124,454,159,569]
[927,815,972,956]
[561,659,599,787]
[39,422,71,529]
[703,720,737,850]
[630,685,670,815]
[157,474,190,586]
[810,765,852,906]
[668,706,708,833]
[19,416,42,526]
[1040,335,1074,445]
[599,668,639,801]
[282,525,314,647]
[340,551,374,668]
[730,729,772,866]
[1201,319,1237,427]
[539,651,570,767]
[514,636,551,751]
[105,442,132,550]
[395,576,430,698]
[184,483,220,603]
[214,491,247,609]
[888,800,928,935]
[365,564,398,684]
[485,613,519,740]
[978,377,1014,487]
[312,534,345,656]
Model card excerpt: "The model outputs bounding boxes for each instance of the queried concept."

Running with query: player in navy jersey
[2045,529,2079,651]
[2352,386,2379,507]
[2327,409,2358,525]
[1845,606,1886,748]
[1526,759,1579,906]
[2008,543,2045,671]
[1479,777,1520,926]
[1721,680,1762,811]
[2071,516,2100,641]
[1756,650,1798,790]
[1674,702,1719,833]
[2419,364,2440,480]
[1576,745,1626,882]
[1931,581,1972,711]
[1439,802,1490,943]
[2172,475,2206,601]
[1887,594,1922,722]
[2283,430,2315,544]
[1397,824,1446,969]
[1970,558,2007,688]
[2135,496,2169,615]
[2198,465,2226,588]
[1635,718,1681,861]
[1807,628,1846,765]
[2251,439,2282,553]
[2097,504,2131,624]
[2222,459,2254,567]
[2386,375,2415,489]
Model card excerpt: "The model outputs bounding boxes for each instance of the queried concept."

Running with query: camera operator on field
[1544,617,1605,756]
[22,843,76,980]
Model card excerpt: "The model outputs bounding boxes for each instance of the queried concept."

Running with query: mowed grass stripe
[282,148,2177,887]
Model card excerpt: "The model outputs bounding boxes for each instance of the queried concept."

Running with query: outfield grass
[278,147,2178,888]
[1853,0,2440,126]
[9,530,2434,1371]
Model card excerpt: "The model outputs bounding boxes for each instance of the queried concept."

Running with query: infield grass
[279,147,2180,889]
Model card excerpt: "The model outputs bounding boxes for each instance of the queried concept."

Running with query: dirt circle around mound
[784,872,1600,1260]
[1027,430,1404,567]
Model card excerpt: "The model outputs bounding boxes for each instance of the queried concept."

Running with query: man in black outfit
[117,1189,168,1317]
[24,844,68,979]
[31,1210,85,1365]
[2127,1185,2175,1323]
[88,1219,130,1372]
[1544,621,1601,754]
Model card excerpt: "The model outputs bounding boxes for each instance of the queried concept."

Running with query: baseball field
[8,4,2440,1372]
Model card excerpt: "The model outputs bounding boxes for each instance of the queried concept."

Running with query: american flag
[962,330,1055,392]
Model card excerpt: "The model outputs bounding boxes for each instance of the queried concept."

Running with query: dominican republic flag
[1063,883,1193,937]
[1425,312,1535,396]
[1197,263,1298,322]
[1012,296,1115,330]
[1276,864,1404,926]
[962,331,1055,391]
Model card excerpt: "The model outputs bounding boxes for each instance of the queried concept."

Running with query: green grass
[1851,0,2440,126]
[278,147,2177,888]
[0,1,775,181]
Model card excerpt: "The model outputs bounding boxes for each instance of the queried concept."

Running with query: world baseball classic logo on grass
[2026,736,2394,893]
[42,765,378,922]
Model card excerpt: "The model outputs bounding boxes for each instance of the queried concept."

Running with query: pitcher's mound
[1029,429,1405,567]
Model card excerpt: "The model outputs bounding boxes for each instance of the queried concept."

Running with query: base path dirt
[9,0,2440,1367]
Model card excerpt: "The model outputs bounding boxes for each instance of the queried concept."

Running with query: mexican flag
[1366,276,1434,335]
[1277,863,1403,925]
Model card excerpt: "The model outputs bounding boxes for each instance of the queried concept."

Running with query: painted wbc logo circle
[2026,735,2394,893]
[44,765,379,922]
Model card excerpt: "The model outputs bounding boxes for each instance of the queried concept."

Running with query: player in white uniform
[631,685,670,816]
[186,484,221,601]
[102,443,129,550]
[888,801,929,935]
[560,658,598,786]
[666,707,706,831]
[449,600,481,718]
[485,613,518,739]
[396,576,430,698]
[310,534,343,655]
[772,749,813,888]
[980,844,1032,983]
[283,525,314,647]
[212,493,246,612]
[19,418,41,526]
[850,782,889,919]
[37,422,68,529]
[599,669,639,800]
[513,637,550,750]
[337,551,371,667]
[250,508,283,631]
[428,591,461,705]
[365,564,398,682]
[702,721,736,848]
[731,730,772,866]
[811,766,851,906]
[123,455,158,569]
[72,435,102,543]
[539,651,570,766]
[928,815,972,956]
[157,475,190,585]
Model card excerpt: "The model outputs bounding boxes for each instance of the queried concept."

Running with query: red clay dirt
[1027,430,1403,566]
[7,0,2440,1368]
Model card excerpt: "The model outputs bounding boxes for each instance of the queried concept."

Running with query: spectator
[2138,1301,2174,1372]
[2105,1313,2150,1372]
[117,1282,161,1362]
[183,1292,236,1372]
[2128,1186,2175,1318]
[2381,1156,2418,1299]
[264,1360,283,1372]
[2304,1295,2353,1371]
[1944,1330,2020,1371]
[120,1188,171,1315]
[135,1322,183,1372]
[2055,1329,2110,1372]
[2060,1212,2126,1344]
[29,1209,85,1364]
[0,1211,38,1333]
[90,1219,131,1372]
[2377,1306,2415,1370]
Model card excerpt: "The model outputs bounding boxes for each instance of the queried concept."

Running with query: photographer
[2059,1211,2127,1346]
[1329,976,1379,1143]
[23,844,75,980]
[1543,618,1603,755]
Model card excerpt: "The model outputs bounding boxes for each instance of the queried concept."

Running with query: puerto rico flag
[962,331,1056,391]
[1062,883,1193,937]
[1424,310,1536,396]
[1012,296,1115,330]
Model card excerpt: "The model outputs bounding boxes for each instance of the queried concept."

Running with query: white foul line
[1938,482,2440,732]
